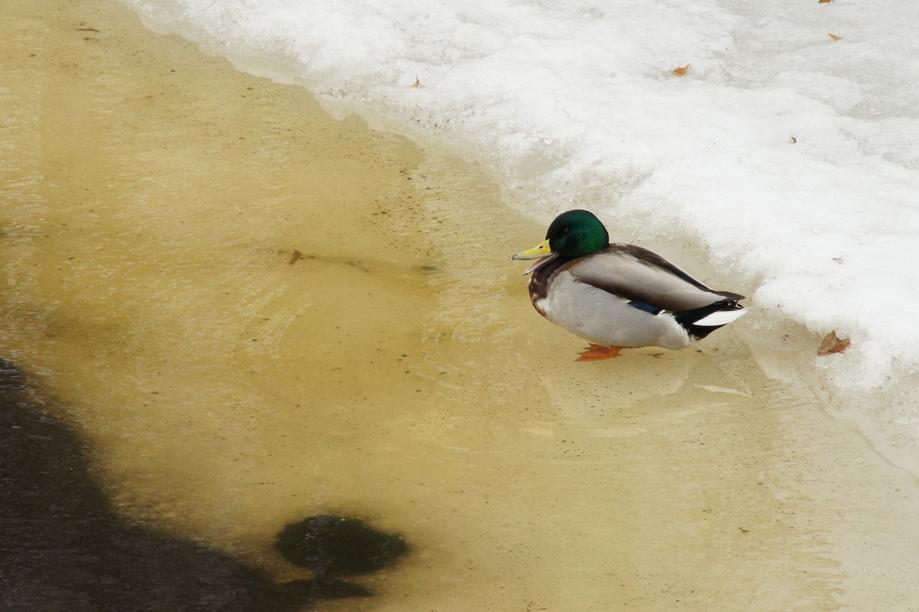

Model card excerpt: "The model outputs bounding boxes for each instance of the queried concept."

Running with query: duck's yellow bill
[511,239,552,260]
[512,239,558,275]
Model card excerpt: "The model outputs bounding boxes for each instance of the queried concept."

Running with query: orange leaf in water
[828,32,843,41]
[672,64,690,76]
[288,249,303,265]
[817,330,851,355]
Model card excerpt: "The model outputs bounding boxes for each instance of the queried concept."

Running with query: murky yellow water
[3,0,919,609]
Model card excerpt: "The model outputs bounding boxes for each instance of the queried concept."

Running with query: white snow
[124,0,919,460]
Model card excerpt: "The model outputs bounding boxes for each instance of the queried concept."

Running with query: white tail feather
[694,308,748,327]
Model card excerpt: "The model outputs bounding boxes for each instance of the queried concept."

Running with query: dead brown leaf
[817,330,851,356]
[288,249,303,265]
[672,64,690,76]
[818,0,833,3]
[828,32,843,41]
[412,75,421,88]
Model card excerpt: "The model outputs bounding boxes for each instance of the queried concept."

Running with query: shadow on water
[276,516,409,594]
[0,359,408,611]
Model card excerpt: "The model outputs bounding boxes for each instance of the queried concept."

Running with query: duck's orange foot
[576,344,622,362]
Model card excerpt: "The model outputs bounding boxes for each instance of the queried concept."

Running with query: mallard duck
[512,210,747,361]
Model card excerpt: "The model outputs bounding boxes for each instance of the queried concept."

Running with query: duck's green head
[512,210,609,273]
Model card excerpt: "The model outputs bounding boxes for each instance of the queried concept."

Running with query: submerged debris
[288,249,303,265]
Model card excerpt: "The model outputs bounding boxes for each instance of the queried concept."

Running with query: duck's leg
[576,344,622,362]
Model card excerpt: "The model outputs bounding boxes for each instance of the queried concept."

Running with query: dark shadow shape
[0,358,341,611]
[276,515,409,591]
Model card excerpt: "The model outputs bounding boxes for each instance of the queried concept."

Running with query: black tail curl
[674,300,745,339]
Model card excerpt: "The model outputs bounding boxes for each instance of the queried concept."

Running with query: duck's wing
[567,244,743,314]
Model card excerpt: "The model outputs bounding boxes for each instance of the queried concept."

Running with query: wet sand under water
[3,0,919,609]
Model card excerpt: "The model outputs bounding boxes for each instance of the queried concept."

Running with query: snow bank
[124,0,919,454]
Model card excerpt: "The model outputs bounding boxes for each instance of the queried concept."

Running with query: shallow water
[3,0,919,610]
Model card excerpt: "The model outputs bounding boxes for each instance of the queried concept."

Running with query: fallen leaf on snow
[818,330,851,355]
[818,0,833,3]
[828,32,843,41]
[412,75,422,88]
[288,249,303,265]
[672,64,690,76]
